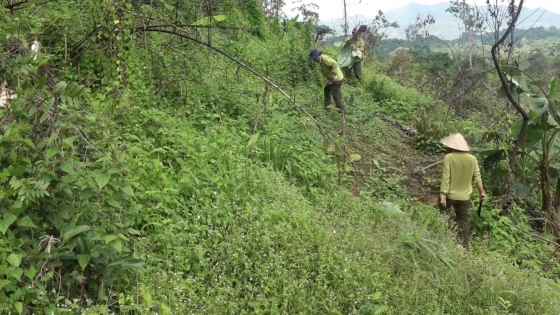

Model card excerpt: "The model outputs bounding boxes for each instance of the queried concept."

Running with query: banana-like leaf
[512,179,531,199]
[192,15,227,26]
[550,77,558,100]
[549,167,560,179]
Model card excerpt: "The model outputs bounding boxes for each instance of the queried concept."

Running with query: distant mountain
[320,1,560,40]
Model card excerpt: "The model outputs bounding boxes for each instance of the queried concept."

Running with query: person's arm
[440,155,451,205]
[474,160,486,200]
[357,39,365,52]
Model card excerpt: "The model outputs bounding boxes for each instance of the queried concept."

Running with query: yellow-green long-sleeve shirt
[344,36,365,52]
[320,55,344,82]
[440,152,482,201]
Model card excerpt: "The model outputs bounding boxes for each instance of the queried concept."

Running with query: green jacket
[320,55,344,82]
[440,152,482,201]
[344,36,365,60]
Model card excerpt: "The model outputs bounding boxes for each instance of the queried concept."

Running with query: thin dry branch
[508,222,560,248]
[3,0,57,11]
[142,24,245,30]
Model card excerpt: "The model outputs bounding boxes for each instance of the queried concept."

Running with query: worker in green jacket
[438,133,486,250]
[310,48,345,112]
[343,27,365,81]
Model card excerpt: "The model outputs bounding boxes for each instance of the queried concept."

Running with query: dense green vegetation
[1,0,560,314]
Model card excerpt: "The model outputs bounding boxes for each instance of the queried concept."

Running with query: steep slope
[2,2,560,314]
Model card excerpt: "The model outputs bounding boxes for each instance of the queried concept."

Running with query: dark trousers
[345,61,362,81]
[324,80,344,112]
[438,198,471,248]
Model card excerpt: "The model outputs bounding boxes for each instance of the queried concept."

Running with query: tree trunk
[343,0,348,36]
[467,30,473,69]
[541,161,552,214]
[553,177,560,213]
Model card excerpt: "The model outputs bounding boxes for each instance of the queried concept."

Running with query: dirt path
[345,120,440,204]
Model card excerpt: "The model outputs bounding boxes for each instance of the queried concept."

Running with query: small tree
[405,14,436,41]
[446,0,484,69]
[312,25,335,43]
[291,0,319,22]
[261,0,286,18]
[360,10,399,50]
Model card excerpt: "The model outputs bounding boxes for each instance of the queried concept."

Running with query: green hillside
[1,1,560,314]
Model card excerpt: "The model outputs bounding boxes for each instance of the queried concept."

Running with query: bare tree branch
[489,0,527,171]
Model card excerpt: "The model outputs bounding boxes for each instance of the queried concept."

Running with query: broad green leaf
[549,167,560,179]
[7,254,21,267]
[503,66,521,78]
[349,153,361,161]
[95,173,111,190]
[0,213,17,235]
[127,228,141,235]
[12,199,23,209]
[77,254,90,270]
[374,305,389,314]
[111,240,123,253]
[192,14,227,26]
[54,81,67,93]
[471,148,502,157]
[105,235,117,244]
[0,279,11,289]
[62,136,78,149]
[516,57,530,71]
[36,76,47,90]
[45,148,60,160]
[107,256,144,269]
[161,303,171,315]
[62,225,91,243]
[24,267,36,280]
[60,163,74,174]
[121,185,134,196]
[550,77,558,100]
[17,215,37,228]
[22,138,34,149]
[246,132,260,149]
[510,118,544,149]
[14,301,22,314]
[8,268,23,281]
[107,198,121,208]
[380,201,403,216]
[512,180,530,199]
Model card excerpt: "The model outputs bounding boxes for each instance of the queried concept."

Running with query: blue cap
[310,49,322,59]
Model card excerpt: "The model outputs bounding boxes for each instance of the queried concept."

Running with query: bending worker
[438,133,486,250]
[310,48,345,113]
[343,27,365,81]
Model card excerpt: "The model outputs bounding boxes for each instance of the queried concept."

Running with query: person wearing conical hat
[439,133,486,250]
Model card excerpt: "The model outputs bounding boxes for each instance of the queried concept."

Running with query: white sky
[284,0,560,20]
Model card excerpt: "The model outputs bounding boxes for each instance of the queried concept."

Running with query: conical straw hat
[440,133,470,152]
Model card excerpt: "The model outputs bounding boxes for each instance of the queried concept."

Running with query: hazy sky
[283,0,560,20]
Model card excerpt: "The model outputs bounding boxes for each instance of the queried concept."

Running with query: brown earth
[345,120,441,205]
